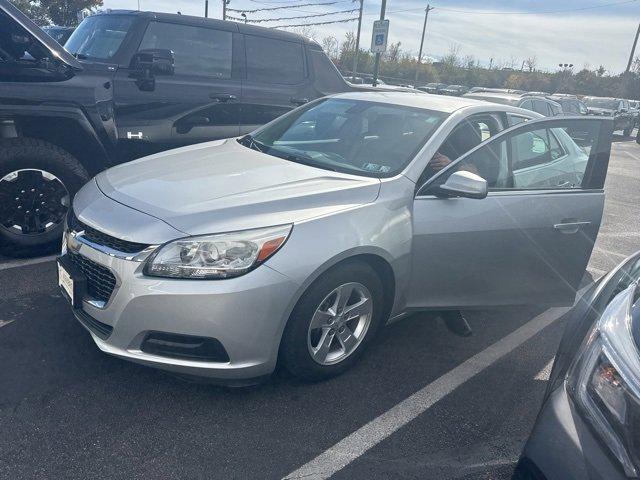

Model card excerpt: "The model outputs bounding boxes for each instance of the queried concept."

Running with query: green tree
[10,0,103,26]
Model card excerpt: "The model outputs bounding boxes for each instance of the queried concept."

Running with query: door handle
[209,93,237,102]
[290,97,309,106]
[554,221,591,234]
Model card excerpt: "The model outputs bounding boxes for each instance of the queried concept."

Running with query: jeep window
[246,36,304,85]
[66,15,134,60]
[308,48,348,93]
[138,22,232,78]
[243,98,446,178]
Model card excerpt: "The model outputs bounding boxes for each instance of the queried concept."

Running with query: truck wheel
[0,138,89,256]
[280,261,385,382]
[623,126,633,137]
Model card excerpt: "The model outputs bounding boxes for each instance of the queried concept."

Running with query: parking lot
[0,135,638,480]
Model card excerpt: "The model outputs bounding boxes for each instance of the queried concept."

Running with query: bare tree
[524,56,537,73]
[321,36,339,60]
[385,42,402,64]
[442,44,461,68]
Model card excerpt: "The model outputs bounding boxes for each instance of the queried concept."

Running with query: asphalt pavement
[0,135,638,480]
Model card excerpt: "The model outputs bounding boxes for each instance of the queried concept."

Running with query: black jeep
[0,0,373,254]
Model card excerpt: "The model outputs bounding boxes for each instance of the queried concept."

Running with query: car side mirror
[436,171,488,199]
[130,49,175,75]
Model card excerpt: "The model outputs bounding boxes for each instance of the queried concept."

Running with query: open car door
[408,116,613,309]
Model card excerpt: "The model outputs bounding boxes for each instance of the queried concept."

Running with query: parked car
[583,97,635,136]
[42,25,74,44]
[514,251,640,480]
[0,0,379,255]
[628,99,639,127]
[58,92,613,383]
[440,84,469,96]
[463,91,563,116]
[549,94,589,115]
[417,82,447,94]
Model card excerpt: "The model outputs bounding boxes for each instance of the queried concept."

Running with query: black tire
[623,126,633,137]
[0,138,89,257]
[280,261,385,382]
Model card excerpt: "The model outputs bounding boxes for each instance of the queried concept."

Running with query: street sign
[370,19,389,54]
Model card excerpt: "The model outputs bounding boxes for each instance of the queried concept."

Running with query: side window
[532,100,549,116]
[138,22,232,78]
[417,114,505,186]
[508,114,530,126]
[246,36,305,85]
[519,99,533,111]
[431,120,602,192]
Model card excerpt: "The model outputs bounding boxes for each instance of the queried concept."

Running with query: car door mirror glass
[437,171,488,199]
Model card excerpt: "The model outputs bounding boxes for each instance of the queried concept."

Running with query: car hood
[0,0,81,69]
[96,139,381,236]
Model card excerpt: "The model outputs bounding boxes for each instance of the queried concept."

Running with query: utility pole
[626,21,640,73]
[351,0,364,82]
[414,4,434,83]
[371,0,387,86]
[204,0,208,18]
[222,0,227,20]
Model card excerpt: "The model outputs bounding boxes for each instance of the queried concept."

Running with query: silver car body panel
[67,93,612,379]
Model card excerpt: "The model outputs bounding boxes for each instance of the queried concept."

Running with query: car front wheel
[0,138,89,256]
[280,261,385,381]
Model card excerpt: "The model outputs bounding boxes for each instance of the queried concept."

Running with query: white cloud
[103,0,638,73]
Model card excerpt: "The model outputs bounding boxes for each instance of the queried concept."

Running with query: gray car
[57,92,614,383]
[514,251,640,479]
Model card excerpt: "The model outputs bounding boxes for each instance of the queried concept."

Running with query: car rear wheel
[280,261,385,381]
[0,138,89,256]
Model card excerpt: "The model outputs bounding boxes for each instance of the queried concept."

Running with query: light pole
[626,22,640,73]
[351,0,364,82]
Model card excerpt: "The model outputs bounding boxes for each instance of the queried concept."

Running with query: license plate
[58,261,74,305]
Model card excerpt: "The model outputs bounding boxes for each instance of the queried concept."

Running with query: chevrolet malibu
[58,92,614,383]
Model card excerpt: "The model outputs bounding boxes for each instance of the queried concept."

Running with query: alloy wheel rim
[307,282,373,366]
[0,169,70,236]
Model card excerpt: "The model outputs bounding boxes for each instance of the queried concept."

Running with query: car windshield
[243,98,447,177]
[584,98,618,109]
[65,15,133,60]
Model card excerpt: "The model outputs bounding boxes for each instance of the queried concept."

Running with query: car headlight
[568,283,640,477]
[143,224,292,279]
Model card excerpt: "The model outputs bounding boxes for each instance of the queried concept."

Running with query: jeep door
[239,33,314,134]
[408,117,613,309]
[113,20,241,161]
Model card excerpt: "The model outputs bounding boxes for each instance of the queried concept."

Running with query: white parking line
[0,319,15,328]
[283,306,569,480]
[534,357,555,381]
[0,255,57,271]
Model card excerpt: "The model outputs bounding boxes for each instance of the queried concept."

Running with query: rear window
[246,35,305,85]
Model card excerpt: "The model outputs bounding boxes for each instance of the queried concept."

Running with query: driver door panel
[408,117,613,309]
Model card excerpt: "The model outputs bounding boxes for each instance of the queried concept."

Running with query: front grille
[74,309,113,340]
[67,252,116,303]
[68,210,149,254]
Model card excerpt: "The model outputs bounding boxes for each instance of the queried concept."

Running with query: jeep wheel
[0,138,89,256]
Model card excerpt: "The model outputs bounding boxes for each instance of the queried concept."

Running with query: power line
[362,0,638,16]
[227,1,340,13]
[229,7,358,22]
[270,16,358,28]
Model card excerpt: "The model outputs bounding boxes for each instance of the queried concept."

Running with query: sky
[102,0,640,73]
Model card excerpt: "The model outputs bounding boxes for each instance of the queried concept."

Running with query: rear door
[408,117,613,309]
[113,20,240,160]
[239,33,313,134]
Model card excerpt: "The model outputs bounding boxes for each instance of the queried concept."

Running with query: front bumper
[62,236,299,381]
[515,384,628,480]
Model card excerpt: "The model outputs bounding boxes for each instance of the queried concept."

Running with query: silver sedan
[58,92,614,382]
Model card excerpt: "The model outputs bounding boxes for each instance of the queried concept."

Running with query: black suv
[0,1,362,254]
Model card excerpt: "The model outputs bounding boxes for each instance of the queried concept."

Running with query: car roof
[95,9,317,45]
[330,91,503,113]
